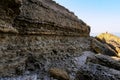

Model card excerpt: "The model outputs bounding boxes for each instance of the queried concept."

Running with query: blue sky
[54,0,120,33]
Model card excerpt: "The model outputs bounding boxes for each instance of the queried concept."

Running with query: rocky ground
[0,0,120,80]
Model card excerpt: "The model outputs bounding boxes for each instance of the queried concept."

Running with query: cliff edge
[0,0,90,36]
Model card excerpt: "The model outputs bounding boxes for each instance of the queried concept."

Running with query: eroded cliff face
[0,0,120,80]
[0,0,90,36]
[0,0,91,79]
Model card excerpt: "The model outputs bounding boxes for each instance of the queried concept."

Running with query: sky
[53,0,120,34]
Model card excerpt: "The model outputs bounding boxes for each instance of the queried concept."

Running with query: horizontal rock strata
[0,0,90,36]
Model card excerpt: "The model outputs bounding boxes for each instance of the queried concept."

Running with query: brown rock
[49,68,70,80]
[75,51,120,80]
[76,62,120,80]
[0,57,27,77]
[0,0,21,33]
[0,0,90,36]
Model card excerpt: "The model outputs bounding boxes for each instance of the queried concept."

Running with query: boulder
[49,68,70,80]
[91,38,117,56]
[75,51,120,80]
[76,63,120,80]
[87,54,120,70]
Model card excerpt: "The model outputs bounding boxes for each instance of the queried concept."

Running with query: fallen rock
[49,68,70,80]
[91,38,117,56]
[87,54,120,70]
[74,51,120,80]
[76,63,120,80]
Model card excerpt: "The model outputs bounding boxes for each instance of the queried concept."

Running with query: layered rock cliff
[0,0,90,36]
[0,0,91,79]
[0,0,120,80]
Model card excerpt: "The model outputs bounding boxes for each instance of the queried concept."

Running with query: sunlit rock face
[96,32,120,57]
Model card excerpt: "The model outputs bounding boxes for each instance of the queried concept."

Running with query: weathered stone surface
[96,32,120,57]
[0,0,90,79]
[0,39,120,80]
[76,63,120,80]
[0,0,21,33]
[0,0,91,79]
[91,38,117,56]
[74,51,120,80]
[0,0,120,80]
[0,0,90,36]
[49,68,70,80]
[0,34,91,79]
[87,54,120,70]
[0,74,37,80]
